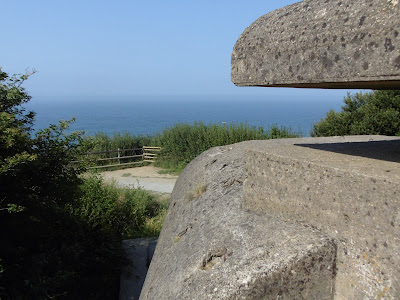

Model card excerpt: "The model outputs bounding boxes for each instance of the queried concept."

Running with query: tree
[0,69,119,299]
[0,68,86,213]
[0,69,36,211]
[1,68,165,299]
[311,90,400,137]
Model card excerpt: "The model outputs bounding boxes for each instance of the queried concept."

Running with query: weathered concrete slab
[140,142,337,299]
[244,136,400,299]
[232,0,400,89]
[140,135,400,299]
[120,238,157,300]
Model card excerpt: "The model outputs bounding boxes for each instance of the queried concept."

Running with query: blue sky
[1,0,353,101]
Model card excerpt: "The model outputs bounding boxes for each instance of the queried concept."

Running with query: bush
[72,175,167,239]
[0,69,107,299]
[311,90,400,137]
[0,68,121,299]
[0,69,167,299]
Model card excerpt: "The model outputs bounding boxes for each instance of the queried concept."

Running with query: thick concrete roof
[231,0,400,89]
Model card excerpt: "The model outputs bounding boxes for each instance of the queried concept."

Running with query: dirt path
[101,165,178,193]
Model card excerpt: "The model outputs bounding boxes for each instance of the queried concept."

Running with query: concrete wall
[139,139,337,299]
[136,1,400,299]
[139,136,400,299]
[244,137,400,299]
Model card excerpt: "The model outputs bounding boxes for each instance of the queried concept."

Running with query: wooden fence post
[71,147,161,169]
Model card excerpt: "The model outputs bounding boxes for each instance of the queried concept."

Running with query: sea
[24,94,344,137]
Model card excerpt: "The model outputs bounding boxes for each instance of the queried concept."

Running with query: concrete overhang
[231,0,400,89]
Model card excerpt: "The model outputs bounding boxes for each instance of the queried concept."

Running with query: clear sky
[1,0,354,101]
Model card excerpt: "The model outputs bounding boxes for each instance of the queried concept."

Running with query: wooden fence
[73,146,161,169]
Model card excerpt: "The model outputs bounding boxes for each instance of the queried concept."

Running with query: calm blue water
[25,94,343,137]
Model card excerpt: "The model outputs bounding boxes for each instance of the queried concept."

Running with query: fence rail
[73,146,161,169]
[83,148,143,155]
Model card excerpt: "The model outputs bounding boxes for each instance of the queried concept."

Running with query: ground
[100,165,178,194]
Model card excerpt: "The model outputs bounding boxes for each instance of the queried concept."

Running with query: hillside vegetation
[89,122,300,173]
[311,90,400,137]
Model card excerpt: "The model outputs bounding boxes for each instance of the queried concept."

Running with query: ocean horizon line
[25,94,343,137]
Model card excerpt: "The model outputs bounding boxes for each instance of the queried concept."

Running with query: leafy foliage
[0,69,167,299]
[311,90,400,137]
[0,69,36,211]
[72,175,167,239]
[0,68,107,299]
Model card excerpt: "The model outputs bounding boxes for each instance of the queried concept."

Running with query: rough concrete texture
[120,238,157,300]
[243,136,400,299]
[231,0,400,89]
[140,135,400,299]
[140,141,338,300]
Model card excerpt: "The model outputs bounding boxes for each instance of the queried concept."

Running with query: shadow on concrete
[295,139,400,163]
[119,238,158,300]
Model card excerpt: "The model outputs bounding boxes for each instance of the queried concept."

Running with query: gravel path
[101,165,178,193]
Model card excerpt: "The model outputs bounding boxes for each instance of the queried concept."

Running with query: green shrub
[72,175,167,239]
[0,68,123,299]
[311,90,400,137]
[0,69,167,299]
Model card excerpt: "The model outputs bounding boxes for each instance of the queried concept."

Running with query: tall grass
[89,131,152,152]
[152,122,300,171]
[72,174,168,239]
[80,132,152,168]
[1,174,167,299]
[86,122,301,173]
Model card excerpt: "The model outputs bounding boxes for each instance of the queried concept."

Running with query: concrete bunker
[137,0,400,299]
